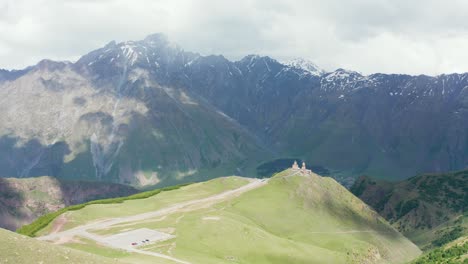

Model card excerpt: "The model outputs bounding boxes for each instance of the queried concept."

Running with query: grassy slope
[37,176,250,235]
[0,228,126,264]
[167,170,420,264]
[351,170,468,250]
[411,235,468,264]
[48,170,421,264]
[409,214,467,250]
[18,182,192,237]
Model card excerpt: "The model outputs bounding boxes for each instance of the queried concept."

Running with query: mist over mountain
[0,33,466,186]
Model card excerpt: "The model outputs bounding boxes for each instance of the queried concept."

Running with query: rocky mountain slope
[0,33,466,185]
[0,36,270,186]
[35,170,421,263]
[0,176,137,231]
[351,169,467,250]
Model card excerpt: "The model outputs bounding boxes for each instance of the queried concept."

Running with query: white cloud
[1,0,468,75]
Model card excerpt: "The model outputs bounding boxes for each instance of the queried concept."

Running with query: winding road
[38,178,269,264]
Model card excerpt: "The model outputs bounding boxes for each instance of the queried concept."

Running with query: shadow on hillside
[320,186,402,241]
[0,106,250,189]
[0,135,70,178]
[0,178,26,231]
[56,179,138,207]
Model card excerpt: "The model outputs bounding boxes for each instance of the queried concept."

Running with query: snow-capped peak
[285,58,325,76]
[325,68,361,80]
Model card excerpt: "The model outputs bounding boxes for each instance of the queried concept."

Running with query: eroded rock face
[0,176,137,230]
[0,41,267,185]
[0,33,466,185]
[0,63,148,181]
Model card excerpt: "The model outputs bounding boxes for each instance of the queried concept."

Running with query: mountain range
[0,33,466,186]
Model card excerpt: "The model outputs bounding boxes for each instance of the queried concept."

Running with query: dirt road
[38,178,268,264]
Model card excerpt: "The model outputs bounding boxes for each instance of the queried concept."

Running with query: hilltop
[351,170,467,250]
[30,169,421,263]
[0,176,137,231]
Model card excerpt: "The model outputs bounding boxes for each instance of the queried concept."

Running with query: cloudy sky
[1,0,468,75]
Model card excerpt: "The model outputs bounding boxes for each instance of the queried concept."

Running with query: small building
[292,160,313,175]
[292,160,299,170]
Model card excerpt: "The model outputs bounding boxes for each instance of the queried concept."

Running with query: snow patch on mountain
[120,43,139,66]
[285,58,325,76]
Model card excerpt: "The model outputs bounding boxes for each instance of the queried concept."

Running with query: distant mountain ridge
[0,33,466,185]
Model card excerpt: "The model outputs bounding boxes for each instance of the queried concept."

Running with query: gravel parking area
[102,228,174,248]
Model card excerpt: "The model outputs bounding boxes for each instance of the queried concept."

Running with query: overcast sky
[1,0,468,75]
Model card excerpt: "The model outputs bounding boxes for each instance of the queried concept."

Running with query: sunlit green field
[38,176,250,235]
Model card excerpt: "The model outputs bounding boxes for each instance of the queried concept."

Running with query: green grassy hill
[32,170,421,263]
[351,170,467,250]
[0,227,126,264]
